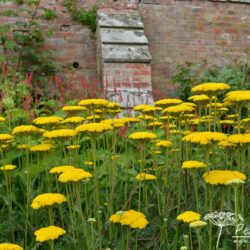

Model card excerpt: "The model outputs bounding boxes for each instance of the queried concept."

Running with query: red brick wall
[139,1,250,96]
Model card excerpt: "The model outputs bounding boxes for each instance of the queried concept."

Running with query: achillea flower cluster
[110,210,148,229]
[0,165,16,171]
[202,170,246,185]
[0,116,6,122]
[62,106,86,112]
[129,132,157,141]
[189,220,207,228]
[134,104,152,112]
[224,90,250,104]
[135,173,157,181]
[61,117,85,124]
[31,193,67,209]
[0,134,14,142]
[43,129,77,139]
[78,99,109,107]
[227,134,250,145]
[191,82,230,95]
[189,94,210,103]
[0,243,23,250]
[30,143,53,152]
[76,123,112,134]
[58,168,92,183]
[66,145,80,150]
[182,161,207,169]
[33,116,63,125]
[177,211,201,223]
[34,225,66,242]
[50,165,76,174]
[155,99,182,107]
[155,140,172,148]
[163,104,195,114]
[183,132,227,145]
[12,125,40,135]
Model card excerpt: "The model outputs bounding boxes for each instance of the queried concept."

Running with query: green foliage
[42,8,57,20]
[64,0,97,32]
[0,0,58,86]
[172,50,250,100]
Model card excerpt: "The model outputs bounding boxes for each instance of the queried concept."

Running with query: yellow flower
[58,168,92,183]
[134,104,152,112]
[202,170,246,185]
[188,95,210,103]
[31,193,67,209]
[101,119,125,128]
[227,134,250,145]
[183,132,227,145]
[0,134,14,142]
[78,99,109,107]
[17,144,30,150]
[137,115,155,121]
[66,145,80,150]
[118,117,140,124]
[191,83,230,95]
[218,140,236,148]
[241,118,250,124]
[147,121,163,127]
[50,165,76,174]
[226,178,245,186]
[86,115,101,121]
[62,106,86,112]
[177,211,201,223]
[30,143,53,152]
[155,140,172,148]
[163,104,195,114]
[84,161,94,166]
[224,90,250,104]
[76,123,112,134]
[155,99,182,108]
[0,116,6,122]
[12,125,40,135]
[182,161,207,169]
[189,220,207,228]
[61,117,85,124]
[128,132,157,141]
[219,120,234,125]
[33,116,63,125]
[142,106,162,113]
[0,165,16,171]
[43,129,77,139]
[0,243,23,250]
[135,173,156,181]
[34,225,66,242]
[110,210,148,229]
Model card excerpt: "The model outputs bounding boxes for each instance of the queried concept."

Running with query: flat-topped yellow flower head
[0,134,14,142]
[155,140,172,148]
[155,99,183,108]
[76,123,112,134]
[182,161,207,169]
[189,94,210,104]
[30,143,53,152]
[43,129,77,140]
[177,211,201,223]
[183,132,227,145]
[50,165,76,174]
[134,104,152,112]
[34,225,66,242]
[191,82,230,96]
[0,243,23,250]
[227,134,250,145]
[135,173,157,181]
[31,193,67,209]
[189,220,207,228]
[78,99,109,108]
[110,210,148,229]
[0,165,16,171]
[58,168,92,183]
[12,125,40,136]
[163,104,195,114]
[0,116,6,122]
[203,170,246,185]
[128,132,157,141]
[224,90,250,104]
[61,116,85,124]
[33,116,63,125]
[62,105,86,112]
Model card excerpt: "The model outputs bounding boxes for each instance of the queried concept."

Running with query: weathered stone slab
[98,12,144,29]
[102,44,151,63]
[100,28,148,44]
